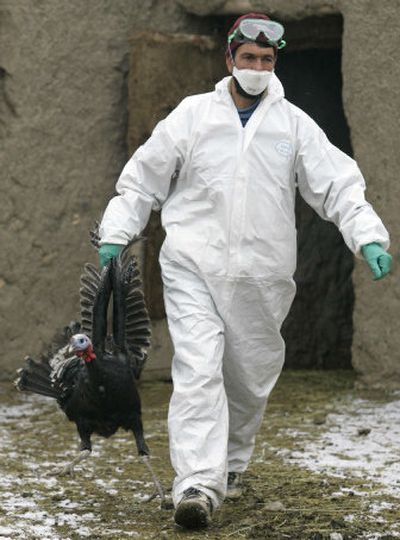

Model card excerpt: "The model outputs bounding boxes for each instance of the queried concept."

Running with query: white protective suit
[100,74,390,508]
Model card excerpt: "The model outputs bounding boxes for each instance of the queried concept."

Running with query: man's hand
[98,244,124,268]
[361,242,392,280]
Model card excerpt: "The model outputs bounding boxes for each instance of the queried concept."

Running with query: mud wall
[1,0,399,386]
[0,0,195,376]
[339,1,400,387]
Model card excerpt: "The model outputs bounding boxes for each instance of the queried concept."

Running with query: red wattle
[84,345,97,363]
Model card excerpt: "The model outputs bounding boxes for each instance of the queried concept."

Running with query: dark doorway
[276,48,354,369]
[216,14,355,369]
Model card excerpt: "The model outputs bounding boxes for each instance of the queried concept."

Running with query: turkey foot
[140,455,170,508]
[55,449,91,477]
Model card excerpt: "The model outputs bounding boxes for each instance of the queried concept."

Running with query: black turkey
[15,243,166,506]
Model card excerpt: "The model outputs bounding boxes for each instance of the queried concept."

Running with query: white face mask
[232,66,273,96]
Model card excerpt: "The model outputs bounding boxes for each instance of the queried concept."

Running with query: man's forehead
[236,42,275,55]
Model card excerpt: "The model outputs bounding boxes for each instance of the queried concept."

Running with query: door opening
[277,47,354,369]
[213,13,354,369]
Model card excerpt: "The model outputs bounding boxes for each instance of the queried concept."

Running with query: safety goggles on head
[228,18,286,50]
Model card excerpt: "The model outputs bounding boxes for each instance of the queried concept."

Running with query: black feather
[15,239,152,459]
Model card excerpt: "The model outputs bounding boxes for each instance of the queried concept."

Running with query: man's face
[226,42,276,73]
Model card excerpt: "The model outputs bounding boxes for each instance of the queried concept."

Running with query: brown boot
[174,487,213,529]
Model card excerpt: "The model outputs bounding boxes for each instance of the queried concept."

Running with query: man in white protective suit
[98,12,392,530]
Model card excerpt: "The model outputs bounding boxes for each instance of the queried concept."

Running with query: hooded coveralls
[100,74,390,508]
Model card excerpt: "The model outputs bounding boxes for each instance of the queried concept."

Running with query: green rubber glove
[361,242,392,280]
[98,244,124,268]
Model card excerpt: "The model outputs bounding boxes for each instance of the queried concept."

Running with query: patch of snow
[362,534,400,539]
[331,487,368,497]
[0,526,16,535]
[369,501,395,513]
[94,478,118,487]
[104,530,140,537]
[277,396,400,499]
[74,526,92,537]
[58,499,80,509]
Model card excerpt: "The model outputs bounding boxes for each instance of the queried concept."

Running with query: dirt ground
[1,370,400,540]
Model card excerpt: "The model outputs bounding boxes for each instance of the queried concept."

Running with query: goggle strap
[227,31,236,44]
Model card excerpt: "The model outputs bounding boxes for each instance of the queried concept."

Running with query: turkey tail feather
[112,243,151,377]
[15,357,59,399]
[91,263,113,357]
[79,263,112,346]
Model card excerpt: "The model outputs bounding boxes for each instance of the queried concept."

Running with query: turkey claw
[143,489,173,510]
[54,449,91,477]
[143,491,157,503]
[55,464,76,477]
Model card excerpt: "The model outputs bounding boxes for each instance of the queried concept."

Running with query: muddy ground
[1,370,400,540]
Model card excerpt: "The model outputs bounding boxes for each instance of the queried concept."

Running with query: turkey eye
[79,338,85,344]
